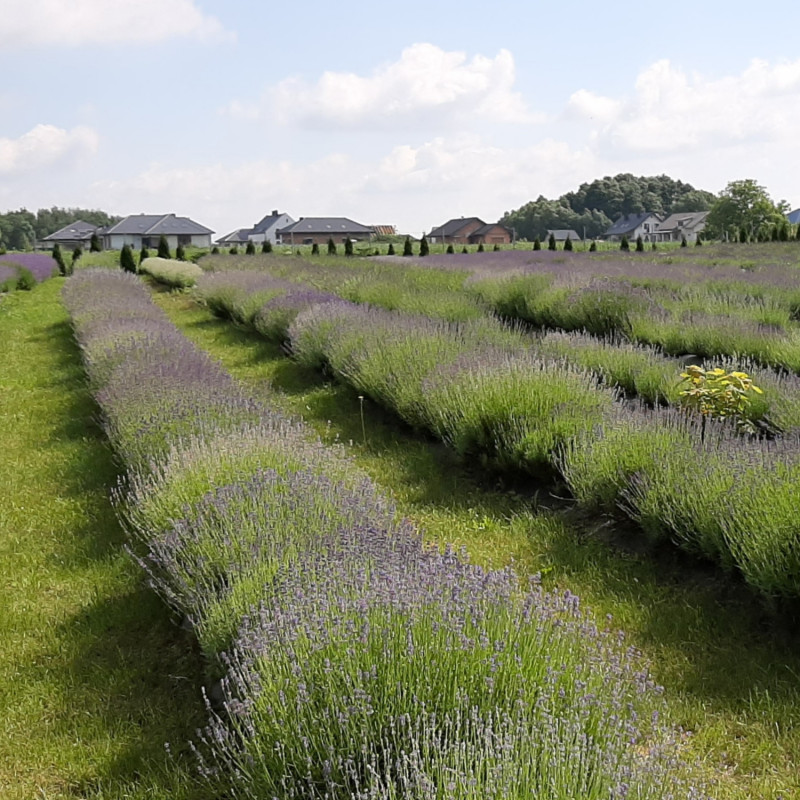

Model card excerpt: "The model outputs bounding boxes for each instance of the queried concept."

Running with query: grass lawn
[155,287,800,800]
[0,280,213,800]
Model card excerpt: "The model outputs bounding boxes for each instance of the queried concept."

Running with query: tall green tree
[419,234,429,257]
[705,179,788,240]
[402,237,413,257]
[120,244,136,273]
[89,233,101,252]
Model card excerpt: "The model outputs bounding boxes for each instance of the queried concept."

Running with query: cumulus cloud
[0,124,99,175]
[87,136,597,238]
[567,57,800,154]
[0,0,232,47]
[225,43,536,128]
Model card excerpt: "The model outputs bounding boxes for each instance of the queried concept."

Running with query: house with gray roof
[603,213,662,243]
[250,210,295,245]
[277,217,373,246]
[655,211,708,243]
[217,228,253,246]
[546,229,582,243]
[788,209,800,226]
[41,220,99,250]
[103,213,213,250]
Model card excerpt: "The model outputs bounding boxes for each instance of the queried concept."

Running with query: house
[103,213,214,250]
[655,211,709,243]
[787,209,800,226]
[276,217,374,246]
[604,213,662,243]
[216,228,253,246]
[546,229,582,243]
[40,220,99,250]
[428,217,512,245]
[249,210,295,245]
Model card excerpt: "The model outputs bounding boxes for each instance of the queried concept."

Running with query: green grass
[154,289,800,800]
[0,280,213,800]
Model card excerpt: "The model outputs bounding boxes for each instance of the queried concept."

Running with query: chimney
[272,209,278,216]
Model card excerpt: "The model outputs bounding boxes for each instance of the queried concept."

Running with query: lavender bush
[0,252,58,283]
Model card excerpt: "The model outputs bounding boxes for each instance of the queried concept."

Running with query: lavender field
[191,244,800,601]
[0,251,59,283]
[62,269,706,799]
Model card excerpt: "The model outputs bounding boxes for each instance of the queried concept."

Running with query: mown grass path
[0,280,211,800]
[156,288,800,800]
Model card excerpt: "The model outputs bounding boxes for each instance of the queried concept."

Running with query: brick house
[277,217,374,246]
[428,217,512,245]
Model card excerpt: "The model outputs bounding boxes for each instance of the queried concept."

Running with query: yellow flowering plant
[678,365,763,433]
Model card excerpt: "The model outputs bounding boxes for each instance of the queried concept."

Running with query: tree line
[0,207,121,251]
[501,174,717,241]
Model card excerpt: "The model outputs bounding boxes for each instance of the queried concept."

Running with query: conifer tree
[477,242,485,252]
[387,243,395,255]
[695,235,703,247]
[71,246,82,268]
[779,223,789,242]
[680,235,687,248]
[493,243,500,251]
[245,240,256,255]
[90,233,101,252]
[157,235,171,259]
[620,235,630,252]
[229,245,239,255]
[120,244,136,273]
[52,243,67,276]
[564,236,573,252]
[403,236,413,256]
[533,237,541,251]
[311,242,320,255]
[635,235,644,252]
[446,244,454,254]
[176,243,187,260]
[739,228,748,243]
[140,246,150,264]
[462,246,468,254]
[328,238,337,255]
[548,232,557,251]
[589,240,597,252]
[211,246,220,254]
[345,238,354,256]
[419,234,429,256]
[262,240,273,253]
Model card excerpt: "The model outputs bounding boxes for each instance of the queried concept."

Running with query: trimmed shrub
[245,241,256,256]
[262,240,273,253]
[446,244,454,254]
[120,244,136,273]
[157,234,171,259]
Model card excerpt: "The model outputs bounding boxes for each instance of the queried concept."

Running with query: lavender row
[62,270,703,798]
[194,271,800,600]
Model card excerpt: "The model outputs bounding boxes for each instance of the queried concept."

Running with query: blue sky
[1,0,799,237]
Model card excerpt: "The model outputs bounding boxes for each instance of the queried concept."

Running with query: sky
[1,0,799,238]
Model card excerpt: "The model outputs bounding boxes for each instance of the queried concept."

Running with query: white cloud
[0,0,232,47]
[0,124,99,175]
[86,136,598,237]
[226,43,537,128]
[568,57,800,154]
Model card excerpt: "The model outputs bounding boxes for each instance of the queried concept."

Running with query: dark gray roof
[42,220,98,241]
[605,213,660,236]
[656,212,708,232]
[105,213,213,236]
[278,217,373,235]
[253,212,293,235]
[788,209,800,225]
[472,223,509,236]
[217,228,253,244]
[546,229,581,240]
[429,217,484,237]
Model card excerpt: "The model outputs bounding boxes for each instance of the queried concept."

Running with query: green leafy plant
[678,365,763,432]
[158,234,171,259]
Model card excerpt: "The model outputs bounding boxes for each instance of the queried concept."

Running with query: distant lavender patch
[0,252,58,282]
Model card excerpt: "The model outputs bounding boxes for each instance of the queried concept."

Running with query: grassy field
[0,280,213,800]
[153,287,800,799]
